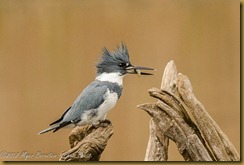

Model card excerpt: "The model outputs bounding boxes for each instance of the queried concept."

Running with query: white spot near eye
[126,63,129,66]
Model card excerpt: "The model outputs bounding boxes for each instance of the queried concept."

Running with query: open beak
[126,65,155,76]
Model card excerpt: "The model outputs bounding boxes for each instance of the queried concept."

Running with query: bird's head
[96,43,155,77]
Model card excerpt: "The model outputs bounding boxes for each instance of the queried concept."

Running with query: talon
[92,119,111,128]
[103,119,111,124]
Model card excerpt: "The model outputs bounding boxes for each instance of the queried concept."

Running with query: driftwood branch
[138,60,240,161]
[59,120,113,161]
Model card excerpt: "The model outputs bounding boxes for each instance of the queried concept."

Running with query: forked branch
[138,60,240,161]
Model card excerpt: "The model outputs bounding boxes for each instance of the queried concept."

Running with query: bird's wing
[39,81,109,134]
[60,80,109,123]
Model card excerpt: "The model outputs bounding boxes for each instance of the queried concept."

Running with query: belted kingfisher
[38,43,154,134]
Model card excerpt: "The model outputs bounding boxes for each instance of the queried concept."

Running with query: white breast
[96,89,118,120]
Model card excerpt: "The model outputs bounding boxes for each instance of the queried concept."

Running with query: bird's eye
[118,63,126,67]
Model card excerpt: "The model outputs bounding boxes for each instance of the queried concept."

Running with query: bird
[38,43,154,134]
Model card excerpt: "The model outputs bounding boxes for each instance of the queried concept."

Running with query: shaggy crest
[96,43,131,75]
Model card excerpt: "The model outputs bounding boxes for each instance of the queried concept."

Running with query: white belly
[78,89,118,125]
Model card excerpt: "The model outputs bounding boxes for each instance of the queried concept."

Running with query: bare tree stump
[59,120,113,161]
[138,60,240,161]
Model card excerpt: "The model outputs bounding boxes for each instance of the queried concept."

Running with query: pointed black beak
[126,65,155,76]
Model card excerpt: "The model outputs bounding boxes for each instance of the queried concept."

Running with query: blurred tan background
[0,0,240,161]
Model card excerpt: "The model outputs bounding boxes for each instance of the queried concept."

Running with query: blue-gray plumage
[38,43,154,134]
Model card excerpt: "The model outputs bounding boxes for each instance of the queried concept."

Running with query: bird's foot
[93,119,111,128]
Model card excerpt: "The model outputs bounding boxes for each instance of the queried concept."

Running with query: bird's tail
[37,125,58,135]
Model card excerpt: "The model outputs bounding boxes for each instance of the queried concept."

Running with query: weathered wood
[59,120,113,161]
[138,60,240,161]
[141,61,178,161]
[177,74,240,161]
[144,118,169,161]
[140,103,170,161]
